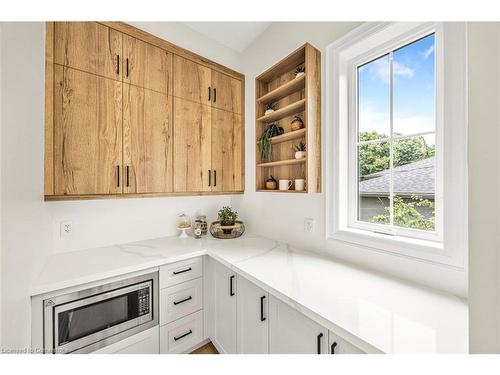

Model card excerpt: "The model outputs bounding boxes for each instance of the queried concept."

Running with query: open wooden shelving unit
[255,43,321,193]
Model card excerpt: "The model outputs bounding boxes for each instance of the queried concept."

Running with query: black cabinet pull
[208,170,211,187]
[214,170,217,187]
[208,86,211,101]
[213,87,217,103]
[126,166,130,187]
[173,267,192,275]
[173,329,192,341]
[116,55,120,75]
[230,275,235,296]
[331,342,337,354]
[116,165,120,187]
[173,296,192,305]
[260,295,266,322]
[317,333,323,354]
[126,58,129,77]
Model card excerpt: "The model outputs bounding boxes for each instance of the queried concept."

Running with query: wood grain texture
[173,97,212,192]
[212,71,242,114]
[123,34,172,94]
[54,22,122,81]
[123,84,173,193]
[190,342,219,354]
[44,190,243,201]
[54,65,123,195]
[44,22,55,195]
[211,108,243,192]
[173,55,211,104]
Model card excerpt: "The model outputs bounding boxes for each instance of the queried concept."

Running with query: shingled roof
[359,157,435,198]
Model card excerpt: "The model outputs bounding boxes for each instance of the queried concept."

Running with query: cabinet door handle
[331,342,337,354]
[173,329,192,341]
[116,55,120,75]
[213,87,217,103]
[126,166,130,187]
[208,86,211,101]
[173,267,192,275]
[126,58,129,77]
[260,295,266,322]
[317,333,323,354]
[230,275,235,296]
[208,170,211,187]
[173,296,192,305]
[214,170,217,187]
[116,165,120,187]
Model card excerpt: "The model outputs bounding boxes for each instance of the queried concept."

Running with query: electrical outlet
[60,221,73,237]
[304,218,315,234]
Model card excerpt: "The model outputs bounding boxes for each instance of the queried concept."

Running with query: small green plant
[258,123,284,161]
[265,102,277,112]
[218,206,238,226]
[294,65,305,76]
[267,175,277,183]
[294,141,306,152]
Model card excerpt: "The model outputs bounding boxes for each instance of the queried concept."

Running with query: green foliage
[265,102,277,111]
[358,131,435,177]
[294,65,305,75]
[294,140,306,152]
[258,123,284,161]
[371,195,435,231]
[218,206,238,226]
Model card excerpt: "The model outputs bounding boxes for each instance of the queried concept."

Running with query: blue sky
[358,34,436,140]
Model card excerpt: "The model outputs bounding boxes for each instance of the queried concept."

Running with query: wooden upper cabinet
[123,84,173,194]
[211,108,244,192]
[123,35,172,94]
[53,65,122,195]
[54,22,122,81]
[173,55,212,104]
[211,71,242,114]
[173,98,212,192]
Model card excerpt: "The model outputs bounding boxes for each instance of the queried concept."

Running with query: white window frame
[326,22,467,268]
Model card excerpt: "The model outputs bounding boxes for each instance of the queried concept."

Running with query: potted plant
[294,141,306,159]
[218,206,238,234]
[264,102,277,116]
[294,65,305,78]
[258,123,284,161]
[291,115,304,131]
[265,175,278,190]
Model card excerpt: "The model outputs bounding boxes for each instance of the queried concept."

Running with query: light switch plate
[60,221,73,237]
[304,218,315,234]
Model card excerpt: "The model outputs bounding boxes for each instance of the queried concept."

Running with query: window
[327,23,467,267]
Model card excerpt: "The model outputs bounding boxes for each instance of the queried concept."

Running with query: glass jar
[177,213,191,229]
[195,215,208,235]
[193,221,203,239]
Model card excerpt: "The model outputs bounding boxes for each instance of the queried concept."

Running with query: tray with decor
[210,220,245,239]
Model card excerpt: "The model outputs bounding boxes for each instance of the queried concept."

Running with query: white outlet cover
[60,221,73,237]
[304,218,315,233]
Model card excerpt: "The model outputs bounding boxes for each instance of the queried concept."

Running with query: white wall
[232,22,468,297]
[0,22,238,350]
[467,22,500,353]
[0,23,3,349]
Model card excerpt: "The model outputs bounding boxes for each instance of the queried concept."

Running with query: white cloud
[359,109,435,137]
[393,61,414,79]
[368,59,414,84]
[421,45,435,60]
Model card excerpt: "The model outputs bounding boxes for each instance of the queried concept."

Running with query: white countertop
[31,233,468,354]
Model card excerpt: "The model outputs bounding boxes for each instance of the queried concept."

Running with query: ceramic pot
[265,180,277,190]
[295,151,306,159]
[264,109,275,115]
[295,71,305,78]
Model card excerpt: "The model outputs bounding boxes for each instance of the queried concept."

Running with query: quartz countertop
[31,233,468,353]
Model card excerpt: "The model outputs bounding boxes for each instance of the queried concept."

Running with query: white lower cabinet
[236,276,268,353]
[160,278,203,324]
[269,295,328,354]
[93,326,159,354]
[329,330,365,354]
[160,310,204,353]
[213,261,237,353]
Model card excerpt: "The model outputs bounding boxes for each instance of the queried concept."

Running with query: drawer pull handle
[173,329,193,341]
[173,267,192,275]
[173,296,192,305]
[230,275,235,296]
[208,86,211,101]
[331,342,337,354]
[317,333,323,354]
[260,295,266,322]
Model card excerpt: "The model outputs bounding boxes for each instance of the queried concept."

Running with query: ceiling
[183,22,272,53]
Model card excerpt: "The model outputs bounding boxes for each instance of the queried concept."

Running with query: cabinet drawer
[160,278,203,325]
[160,257,203,288]
[160,310,204,354]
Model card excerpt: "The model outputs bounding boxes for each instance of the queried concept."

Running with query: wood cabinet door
[214,262,237,354]
[211,108,244,192]
[173,55,212,105]
[123,35,172,94]
[211,71,242,114]
[54,66,122,195]
[236,276,269,354]
[123,84,173,194]
[54,22,122,81]
[173,98,212,192]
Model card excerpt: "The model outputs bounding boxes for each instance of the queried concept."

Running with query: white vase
[295,71,305,78]
[265,109,275,115]
[295,151,306,159]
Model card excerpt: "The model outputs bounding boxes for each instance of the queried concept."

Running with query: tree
[371,195,435,231]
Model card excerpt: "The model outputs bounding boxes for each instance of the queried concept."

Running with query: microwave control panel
[138,287,150,316]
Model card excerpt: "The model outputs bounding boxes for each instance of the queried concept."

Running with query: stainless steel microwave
[43,272,158,354]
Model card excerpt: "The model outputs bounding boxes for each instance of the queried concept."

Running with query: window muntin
[355,34,436,235]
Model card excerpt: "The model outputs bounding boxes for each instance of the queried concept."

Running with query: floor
[190,342,219,354]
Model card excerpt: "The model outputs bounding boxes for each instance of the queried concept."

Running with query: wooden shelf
[257,99,306,123]
[257,74,306,104]
[257,128,306,145]
[257,189,306,193]
[257,158,306,168]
